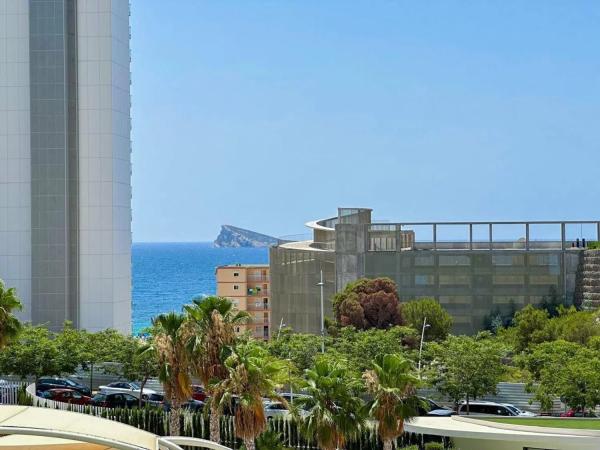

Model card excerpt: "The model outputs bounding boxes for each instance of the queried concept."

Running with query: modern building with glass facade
[0,0,132,332]
[270,208,600,334]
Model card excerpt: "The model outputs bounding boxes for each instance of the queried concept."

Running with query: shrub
[424,443,445,450]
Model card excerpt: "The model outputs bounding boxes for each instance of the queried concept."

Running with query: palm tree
[295,358,365,450]
[363,354,422,450]
[184,296,250,443]
[216,341,287,450]
[150,312,192,436]
[0,280,23,349]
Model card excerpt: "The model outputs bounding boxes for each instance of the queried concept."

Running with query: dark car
[418,398,454,417]
[36,378,91,397]
[90,392,143,408]
[41,388,92,405]
[147,393,204,412]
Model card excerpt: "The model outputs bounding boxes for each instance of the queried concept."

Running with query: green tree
[429,335,504,413]
[0,325,60,380]
[295,358,365,450]
[149,312,192,436]
[401,298,453,341]
[184,295,250,443]
[330,326,418,373]
[216,342,288,450]
[363,354,421,450]
[80,328,133,389]
[513,305,552,352]
[267,327,325,372]
[0,279,23,348]
[54,322,88,375]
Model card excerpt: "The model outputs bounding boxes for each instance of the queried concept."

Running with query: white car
[264,401,290,419]
[98,382,156,400]
[501,403,537,417]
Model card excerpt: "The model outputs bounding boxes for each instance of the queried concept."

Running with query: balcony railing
[247,289,270,297]
[247,275,269,282]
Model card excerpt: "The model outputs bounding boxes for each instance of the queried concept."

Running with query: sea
[132,242,268,334]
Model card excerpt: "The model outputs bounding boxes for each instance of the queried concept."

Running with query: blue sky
[131,1,600,242]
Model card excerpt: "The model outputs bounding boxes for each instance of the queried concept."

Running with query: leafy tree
[518,340,581,381]
[428,335,504,413]
[401,298,452,341]
[295,358,365,450]
[148,312,192,436]
[525,343,600,412]
[0,325,60,380]
[184,295,250,443]
[329,326,418,373]
[80,328,134,389]
[549,308,600,345]
[0,279,23,348]
[333,278,403,330]
[540,286,567,318]
[513,305,552,351]
[217,342,288,450]
[267,327,325,373]
[363,354,421,450]
[54,322,88,375]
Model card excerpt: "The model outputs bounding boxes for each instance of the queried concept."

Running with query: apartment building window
[415,274,435,286]
[439,274,471,286]
[493,275,525,285]
[234,272,239,277]
[233,285,239,290]
[439,255,471,266]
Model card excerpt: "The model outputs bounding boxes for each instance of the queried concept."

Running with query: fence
[2,383,445,450]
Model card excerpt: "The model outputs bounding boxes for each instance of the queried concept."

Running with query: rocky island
[214,225,279,248]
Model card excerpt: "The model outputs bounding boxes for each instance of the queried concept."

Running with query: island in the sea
[214,225,279,248]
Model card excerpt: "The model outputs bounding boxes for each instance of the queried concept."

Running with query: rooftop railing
[366,221,600,252]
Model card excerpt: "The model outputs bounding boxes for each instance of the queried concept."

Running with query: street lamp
[317,269,325,353]
[417,317,431,380]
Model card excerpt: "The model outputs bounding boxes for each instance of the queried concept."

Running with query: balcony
[247,275,270,282]
[247,302,270,311]
[247,289,270,297]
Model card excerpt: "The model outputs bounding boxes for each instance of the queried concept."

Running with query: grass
[483,418,600,430]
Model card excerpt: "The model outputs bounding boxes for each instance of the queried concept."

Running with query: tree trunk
[243,437,256,450]
[138,376,148,408]
[209,402,220,443]
[169,405,181,436]
[466,393,470,415]
[382,439,393,450]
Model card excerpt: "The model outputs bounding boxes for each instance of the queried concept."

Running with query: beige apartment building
[215,264,271,340]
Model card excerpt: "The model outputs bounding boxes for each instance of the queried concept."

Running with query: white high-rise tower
[0,0,132,332]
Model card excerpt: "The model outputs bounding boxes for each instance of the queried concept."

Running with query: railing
[365,221,600,253]
[247,290,270,297]
[247,275,269,282]
[309,241,335,251]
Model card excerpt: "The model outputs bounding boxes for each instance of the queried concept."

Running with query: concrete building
[0,0,132,332]
[216,264,271,340]
[270,208,600,334]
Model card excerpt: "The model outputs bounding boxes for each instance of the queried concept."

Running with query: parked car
[560,408,598,418]
[41,388,92,405]
[146,393,204,412]
[91,392,143,408]
[264,401,290,419]
[501,403,536,417]
[457,401,518,416]
[191,385,207,401]
[418,398,454,417]
[36,378,91,397]
[98,382,156,400]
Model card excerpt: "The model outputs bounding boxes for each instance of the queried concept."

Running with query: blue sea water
[132,242,268,334]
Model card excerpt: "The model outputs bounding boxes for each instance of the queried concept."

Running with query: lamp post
[317,269,325,353]
[417,317,431,380]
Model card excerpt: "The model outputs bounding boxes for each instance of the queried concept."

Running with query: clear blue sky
[131,0,600,242]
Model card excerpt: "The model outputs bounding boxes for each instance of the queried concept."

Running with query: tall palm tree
[216,342,287,450]
[184,296,250,443]
[150,312,192,436]
[295,358,365,450]
[0,280,23,349]
[363,354,422,450]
